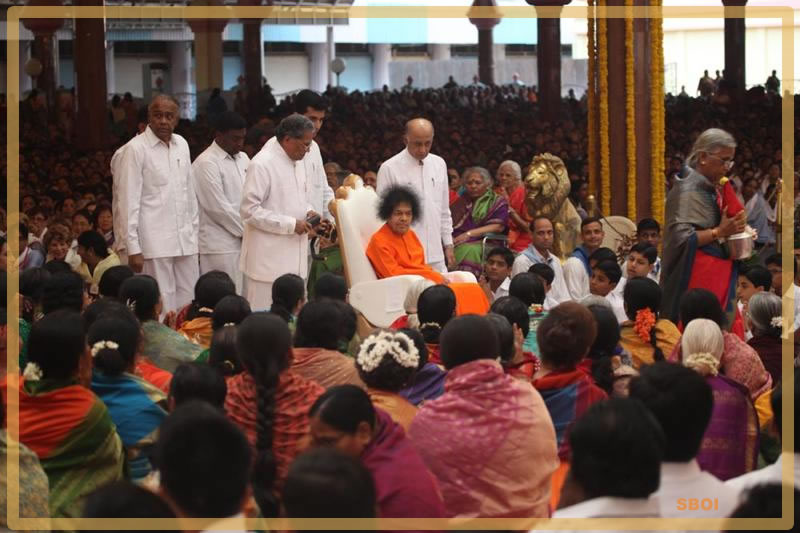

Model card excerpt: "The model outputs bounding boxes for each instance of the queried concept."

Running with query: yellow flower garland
[649,0,666,223]
[625,0,636,221]
[586,0,597,199]
[597,0,611,215]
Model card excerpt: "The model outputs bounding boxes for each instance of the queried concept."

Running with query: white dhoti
[200,252,242,294]
[243,276,274,311]
[143,254,199,314]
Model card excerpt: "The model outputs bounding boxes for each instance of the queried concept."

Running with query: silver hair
[497,160,522,181]
[580,295,611,309]
[681,318,724,376]
[462,166,492,185]
[276,113,314,141]
[686,128,737,169]
[747,291,782,337]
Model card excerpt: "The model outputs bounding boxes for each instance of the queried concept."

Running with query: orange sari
[366,223,489,316]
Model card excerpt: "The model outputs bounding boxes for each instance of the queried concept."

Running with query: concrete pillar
[468,0,500,85]
[428,44,451,62]
[308,43,328,92]
[20,41,32,95]
[24,25,62,118]
[73,0,108,150]
[326,25,335,88]
[536,11,563,120]
[723,0,747,99]
[105,41,115,96]
[242,19,264,116]
[188,18,226,93]
[168,41,192,96]
[371,43,391,90]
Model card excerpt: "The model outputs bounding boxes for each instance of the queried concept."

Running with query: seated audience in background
[209,325,243,380]
[555,398,665,519]
[18,267,52,366]
[672,288,772,402]
[309,385,446,520]
[355,330,419,431]
[42,271,88,315]
[396,328,446,407]
[168,362,227,410]
[193,293,252,365]
[746,291,793,385]
[43,223,76,267]
[725,484,800,524]
[736,264,772,339]
[634,218,662,282]
[43,259,73,275]
[75,230,120,294]
[589,259,625,324]
[313,273,348,302]
[619,278,680,368]
[97,264,134,299]
[512,216,570,308]
[614,243,657,303]
[509,272,547,356]
[224,313,324,493]
[410,314,558,518]
[291,300,364,390]
[764,252,800,332]
[282,447,377,521]
[389,278,435,330]
[153,401,253,523]
[89,314,168,482]
[681,319,759,480]
[119,275,204,372]
[562,218,606,302]
[449,166,509,276]
[3,311,124,518]
[417,285,457,366]
[490,296,539,379]
[629,362,740,517]
[585,304,636,397]
[17,222,45,271]
[528,262,559,309]
[727,367,800,492]
[478,246,514,303]
[367,185,489,315]
[83,480,175,521]
[270,273,306,325]
[178,271,237,348]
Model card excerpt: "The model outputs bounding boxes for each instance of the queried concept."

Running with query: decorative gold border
[5,4,795,530]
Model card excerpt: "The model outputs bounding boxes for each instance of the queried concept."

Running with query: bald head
[404,118,435,161]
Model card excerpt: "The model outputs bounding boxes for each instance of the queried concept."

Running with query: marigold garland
[649,0,666,223]
[597,0,611,215]
[634,308,657,343]
[586,0,597,199]
[625,0,636,221]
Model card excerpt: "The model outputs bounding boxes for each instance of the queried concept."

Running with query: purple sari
[450,190,509,276]
[696,374,759,481]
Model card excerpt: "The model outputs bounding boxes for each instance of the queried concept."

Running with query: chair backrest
[600,215,637,260]
[335,181,382,287]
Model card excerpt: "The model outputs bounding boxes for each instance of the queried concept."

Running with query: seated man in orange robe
[366,185,489,316]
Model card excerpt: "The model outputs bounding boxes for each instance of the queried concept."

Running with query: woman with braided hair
[416,284,456,367]
[223,313,323,513]
[619,278,681,369]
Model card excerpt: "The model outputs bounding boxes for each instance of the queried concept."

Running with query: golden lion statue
[524,153,582,259]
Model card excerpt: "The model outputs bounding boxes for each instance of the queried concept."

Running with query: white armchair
[334,180,475,331]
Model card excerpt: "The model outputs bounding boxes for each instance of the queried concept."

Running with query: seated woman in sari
[681,319,759,481]
[619,278,681,369]
[450,167,509,276]
[396,328,446,407]
[177,271,237,349]
[3,310,124,518]
[88,314,168,482]
[309,385,446,523]
[409,315,558,518]
[367,185,489,316]
[496,160,533,253]
[746,291,797,386]
[661,128,746,324]
[416,285,456,368]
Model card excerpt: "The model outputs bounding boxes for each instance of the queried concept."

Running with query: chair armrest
[443,271,477,283]
[349,275,425,328]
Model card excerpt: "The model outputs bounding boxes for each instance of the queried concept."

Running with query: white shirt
[512,246,571,310]
[240,138,313,282]
[116,126,198,259]
[377,148,453,265]
[652,460,740,518]
[789,284,800,332]
[726,453,800,493]
[192,140,249,254]
[110,140,131,255]
[264,137,334,221]
[620,257,661,284]
[492,276,511,302]
[563,256,590,301]
[606,288,629,325]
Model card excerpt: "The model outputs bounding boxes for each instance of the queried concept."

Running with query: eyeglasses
[706,153,735,170]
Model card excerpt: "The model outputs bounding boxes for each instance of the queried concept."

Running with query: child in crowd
[736,264,772,339]
[764,253,800,331]
[589,260,625,324]
[479,247,514,303]
[635,218,662,282]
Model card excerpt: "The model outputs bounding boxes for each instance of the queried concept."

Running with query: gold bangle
[711,228,718,240]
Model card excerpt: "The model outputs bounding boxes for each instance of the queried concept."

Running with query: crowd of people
[0,77,799,529]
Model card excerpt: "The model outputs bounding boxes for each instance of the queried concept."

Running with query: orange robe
[366,223,489,316]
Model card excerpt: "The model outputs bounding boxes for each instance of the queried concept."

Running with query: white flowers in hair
[771,316,783,329]
[223,322,236,327]
[356,330,420,373]
[684,352,719,376]
[126,298,137,312]
[23,362,43,381]
[91,340,120,357]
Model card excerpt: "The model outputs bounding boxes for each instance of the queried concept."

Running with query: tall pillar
[326,25,336,88]
[188,3,227,95]
[168,41,192,96]
[73,0,108,150]
[371,43,391,90]
[308,43,328,92]
[428,44,451,62]
[528,1,571,122]
[20,40,32,94]
[105,41,115,96]
[493,43,506,63]
[22,0,63,118]
[723,0,746,98]
[468,0,500,86]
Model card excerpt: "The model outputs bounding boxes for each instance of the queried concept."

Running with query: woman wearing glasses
[661,128,747,325]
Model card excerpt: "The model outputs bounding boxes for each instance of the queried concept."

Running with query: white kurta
[511,246,571,309]
[116,126,199,259]
[240,138,313,284]
[110,136,137,261]
[652,460,739,518]
[264,137,334,221]
[563,256,590,301]
[376,148,453,266]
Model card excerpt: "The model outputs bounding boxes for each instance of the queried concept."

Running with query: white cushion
[336,181,382,285]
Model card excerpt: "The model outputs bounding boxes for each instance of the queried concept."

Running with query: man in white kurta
[377,118,455,272]
[511,217,570,309]
[240,114,319,310]
[117,95,199,314]
[110,107,147,266]
[192,111,249,292]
